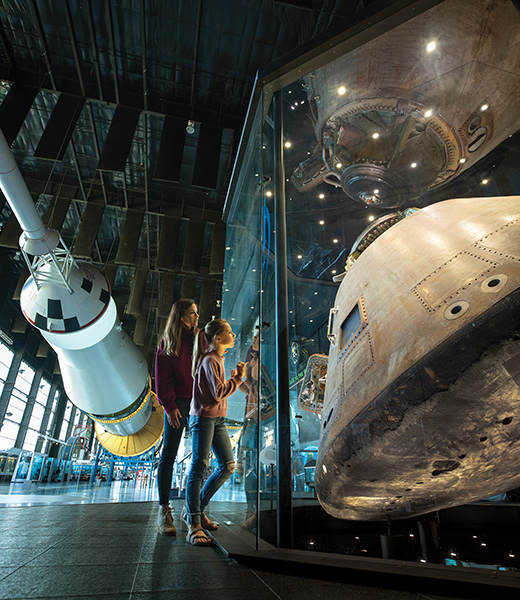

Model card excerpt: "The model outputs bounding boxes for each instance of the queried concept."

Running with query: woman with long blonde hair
[155,299,200,535]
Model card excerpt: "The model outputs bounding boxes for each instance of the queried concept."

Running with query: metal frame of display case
[220,0,520,588]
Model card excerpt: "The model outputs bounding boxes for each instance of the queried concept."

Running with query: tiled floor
[0,499,519,600]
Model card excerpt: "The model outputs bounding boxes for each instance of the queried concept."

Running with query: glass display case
[220,0,520,584]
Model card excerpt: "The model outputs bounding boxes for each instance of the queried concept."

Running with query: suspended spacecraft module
[292,0,520,208]
[0,129,163,456]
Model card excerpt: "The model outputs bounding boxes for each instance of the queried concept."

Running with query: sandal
[201,512,219,531]
[186,526,213,546]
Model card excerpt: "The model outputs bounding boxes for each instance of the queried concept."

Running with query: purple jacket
[155,327,195,414]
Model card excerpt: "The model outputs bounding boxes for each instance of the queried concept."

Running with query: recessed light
[368,216,375,221]
[284,141,291,148]
[331,270,337,274]
[333,239,338,243]
[424,109,433,118]
[372,132,379,139]
[319,193,325,199]
[319,220,324,225]
[481,179,489,185]
[459,158,466,164]
[266,190,272,196]
[426,40,437,52]
[411,162,417,168]
[480,104,489,111]
[297,254,302,259]
[337,85,347,95]
[336,162,342,169]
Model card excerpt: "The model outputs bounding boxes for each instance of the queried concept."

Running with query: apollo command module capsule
[311,196,520,521]
[0,128,163,457]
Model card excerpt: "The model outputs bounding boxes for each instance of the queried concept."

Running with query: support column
[273,90,292,549]
[34,375,59,454]
[0,347,24,426]
[14,365,43,449]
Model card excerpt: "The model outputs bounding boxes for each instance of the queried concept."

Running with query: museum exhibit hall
[0,0,519,598]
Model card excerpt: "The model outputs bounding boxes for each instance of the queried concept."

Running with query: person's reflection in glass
[237,331,260,530]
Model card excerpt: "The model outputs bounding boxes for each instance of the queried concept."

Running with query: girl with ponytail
[185,318,245,545]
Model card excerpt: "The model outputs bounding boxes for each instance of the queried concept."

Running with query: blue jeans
[185,415,235,525]
[157,397,190,506]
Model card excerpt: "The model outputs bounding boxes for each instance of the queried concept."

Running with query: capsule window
[481,274,508,293]
[340,304,361,348]
[444,300,469,320]
[323,407,334,429]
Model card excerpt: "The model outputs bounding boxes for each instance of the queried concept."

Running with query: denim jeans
[185,415,235,525]
[157,397,190,506]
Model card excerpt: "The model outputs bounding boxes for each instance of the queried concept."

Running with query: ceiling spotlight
[297,254,303,259]
[426,40,437,53]
[266,190,272,197]
[319,193,325,199]
[336,162,342,169]
[333,239,338,243]
[331,270,337,274]
[186,120,195,134]
[459,158,467,164]
[481,178,489,185]
[480,103,489,111]
[372,132,379,139]
[337,85,347,95]
[284,141,292,148]
[368,215,375,221]
[319,220,325,225]
[411,162,418,168]
[424,109,433,118]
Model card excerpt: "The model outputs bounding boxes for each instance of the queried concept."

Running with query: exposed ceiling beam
[29,0,56,90]
[85,0,104,101]
[105,1,120,105]
[63,0,87,97]
[189,0,203,117]
[140,0,148,112]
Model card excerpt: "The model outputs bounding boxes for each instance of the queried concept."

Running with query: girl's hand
[236,361,246,379]
[231,369,237,378]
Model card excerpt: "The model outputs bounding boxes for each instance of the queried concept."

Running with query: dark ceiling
[0,0,386,366]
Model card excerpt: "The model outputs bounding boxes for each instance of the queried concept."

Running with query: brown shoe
[157,505,177,535]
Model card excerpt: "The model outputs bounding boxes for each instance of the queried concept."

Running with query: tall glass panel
[220,107,264,546]
[225,0,520,579]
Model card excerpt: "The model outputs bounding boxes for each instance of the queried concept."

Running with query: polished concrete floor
[0,484,519,599]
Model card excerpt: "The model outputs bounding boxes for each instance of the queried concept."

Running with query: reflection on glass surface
[224,0,520,574]
[291,0,520,209]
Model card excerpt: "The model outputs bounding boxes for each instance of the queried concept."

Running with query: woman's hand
[166,408,182,428]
